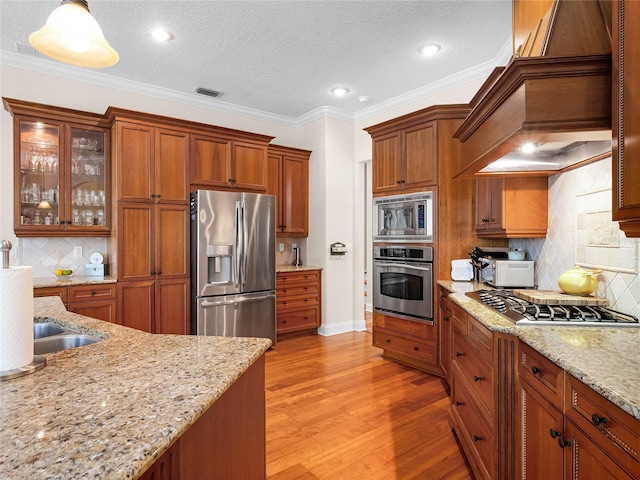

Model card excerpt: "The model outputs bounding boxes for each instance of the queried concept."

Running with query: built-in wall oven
[373,246,433,324]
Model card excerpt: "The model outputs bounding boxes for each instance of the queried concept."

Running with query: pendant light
[29,0,119,68]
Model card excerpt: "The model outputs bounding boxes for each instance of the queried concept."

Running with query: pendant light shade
[29,0,119,68]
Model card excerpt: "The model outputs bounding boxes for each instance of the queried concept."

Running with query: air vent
[195,87,223,98]
[15,42,42,57]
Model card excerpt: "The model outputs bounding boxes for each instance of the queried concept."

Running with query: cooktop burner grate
[466,290,640,326]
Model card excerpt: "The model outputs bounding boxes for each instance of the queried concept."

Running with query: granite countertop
[438,280,640,421]
[33,275,117,288]
[0,297,271,480]
[276,264,322,273]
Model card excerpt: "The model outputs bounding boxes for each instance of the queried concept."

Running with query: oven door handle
[374,262,432,271]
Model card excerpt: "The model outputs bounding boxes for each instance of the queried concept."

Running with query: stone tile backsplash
[276,237,307,266]
[511,158,640,319]
[17,237,108,278]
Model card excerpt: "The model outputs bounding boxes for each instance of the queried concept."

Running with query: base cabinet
[139,355,266,480]
[438,286,452,383]
[34,284,116,323]
[276,270,321,338]
[372,311,439,374]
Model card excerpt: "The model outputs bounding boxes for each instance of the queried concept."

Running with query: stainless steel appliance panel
[239,192,276,294]
[373,192,433,243]
[196,291,276,342]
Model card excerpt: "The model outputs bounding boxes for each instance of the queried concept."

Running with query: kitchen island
[439,280,640,419]
[0,296,271,479]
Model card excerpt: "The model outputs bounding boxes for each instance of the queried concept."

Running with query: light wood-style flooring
[265,329,473,479]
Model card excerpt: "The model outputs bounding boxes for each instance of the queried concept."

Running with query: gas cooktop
[466,290,640,327]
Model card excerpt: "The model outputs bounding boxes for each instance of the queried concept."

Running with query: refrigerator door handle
[201,292,276,307]
[234,200,242,288]
[242,201,248,286]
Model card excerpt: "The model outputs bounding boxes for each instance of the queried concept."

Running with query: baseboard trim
[318,319,367,336]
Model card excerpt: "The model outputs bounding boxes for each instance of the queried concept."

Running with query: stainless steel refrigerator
[191,190,276,344]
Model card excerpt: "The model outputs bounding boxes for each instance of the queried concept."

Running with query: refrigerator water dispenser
[207,245,233,285]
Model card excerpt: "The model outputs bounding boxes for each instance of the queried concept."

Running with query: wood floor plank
[265,331,472,480]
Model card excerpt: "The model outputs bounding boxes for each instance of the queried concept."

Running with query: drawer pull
[443,316,450,322]
[591,414,607,427]
[558,438,571,449]
[413,346,419,351]
[531,366,543,375]
[386,339,391,343]
[473,435,481,442]
[455,401,464,407]
[549,429,562,439]
[473,375,482,382]
[455,352,464,357]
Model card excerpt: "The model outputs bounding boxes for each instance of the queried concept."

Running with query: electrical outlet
[279,243,284,252]
[73,246,82,258]
[292,243,298,250]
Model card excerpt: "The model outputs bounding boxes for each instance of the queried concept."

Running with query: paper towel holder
[1,240,11,268]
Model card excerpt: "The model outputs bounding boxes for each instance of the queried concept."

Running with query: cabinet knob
[443,316,450,321]
[413,346,419,351]
[591,414,607,427]
[558,438,571,449]
[482,218,489,223]
[386,338,391,343]
[549,429,562,439]
[455,401,464,407]
[473,375,482,382]
[228,178,236,183]
[91,291,96,296]
[455,352,463,357]
[473,435,481,442]
[531,366,543,375]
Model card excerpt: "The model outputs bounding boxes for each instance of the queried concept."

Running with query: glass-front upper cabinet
[7,98,111,237]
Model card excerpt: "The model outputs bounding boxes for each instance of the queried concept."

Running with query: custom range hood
[454,0,613,177]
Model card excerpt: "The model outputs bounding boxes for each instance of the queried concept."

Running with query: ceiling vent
[195,87,223,99]
[15,42,42,57]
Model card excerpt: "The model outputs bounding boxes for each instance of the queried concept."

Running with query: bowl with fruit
[55,269,73,280]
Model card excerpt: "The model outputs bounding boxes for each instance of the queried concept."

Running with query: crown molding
[2,38,512,128]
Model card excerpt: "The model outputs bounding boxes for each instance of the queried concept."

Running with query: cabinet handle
[455,351,463,357]
[386,338,391,343]
[473,375,482,382]
[549,429,562,439]
[91,291,96,296]
[473,435,481,442]
[413,346,419,351]
[591,414,607,427]
[558,438,571,449]
[444,316,450,321]
[228,178,236,183]
[531,366,543,375]
[455,401,464,407]
[482,218,489,223]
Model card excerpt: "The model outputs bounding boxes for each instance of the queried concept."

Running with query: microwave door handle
[375,262,432,272]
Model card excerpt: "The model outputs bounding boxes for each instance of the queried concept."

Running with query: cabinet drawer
[450,302,468,334]
[277,307,319,334]
[452,372,495,479]
[276,294,319,310]
[565,374,640,476]
[519,341,563,408]
[467,315,493,360]
[373,329,437,363]
[373,313,436,340]
[276,270,320,288]
[68,284,116,302]
[453,330,495,419]
[34,286,68,304]
[277,283,319,300]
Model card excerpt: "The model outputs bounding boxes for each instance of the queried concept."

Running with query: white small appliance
[480,258,535,288]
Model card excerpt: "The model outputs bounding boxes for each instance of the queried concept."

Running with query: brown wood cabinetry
[4,98,111,237]
[613,0,640,237]
[373,311,438,374]
[438,286,452,383]
[34,284,116,323]
[190,133,269,191]
[267,145,311,236]
[368,121,437,195]
[139,355,266,480]
[276,270,321,338]
[109,113,190,334]
[518,339,640,480]
[475,177,548,238]
[449,302,517,480]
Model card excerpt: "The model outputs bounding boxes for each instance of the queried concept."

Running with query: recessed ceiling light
[520,142,537,154]
[417,43,441,56]
[330,86,350,97]
[358,96,370,103]
[148,27,174,42]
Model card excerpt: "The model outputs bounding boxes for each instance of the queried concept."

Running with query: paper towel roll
[0,266,34,371]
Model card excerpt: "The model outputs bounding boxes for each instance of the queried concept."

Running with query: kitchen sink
[33,322,66,339]
[33,321,101,355]
[34,334,100,355]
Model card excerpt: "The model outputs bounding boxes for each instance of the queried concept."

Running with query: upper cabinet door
[613,0,640,237]
[155,128,188,204]
[190,133,230,188]
[403,122,437,190]
[372,132,402,194]
[115,122,154,202]
[281,155,309,236]
[230,141,267,191]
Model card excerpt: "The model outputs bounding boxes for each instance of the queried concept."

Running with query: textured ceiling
[0,1,512,119]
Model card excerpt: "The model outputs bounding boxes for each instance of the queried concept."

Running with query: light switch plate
[279,243,284,252]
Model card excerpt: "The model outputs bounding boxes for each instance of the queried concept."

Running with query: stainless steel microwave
[373,192,433,243]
